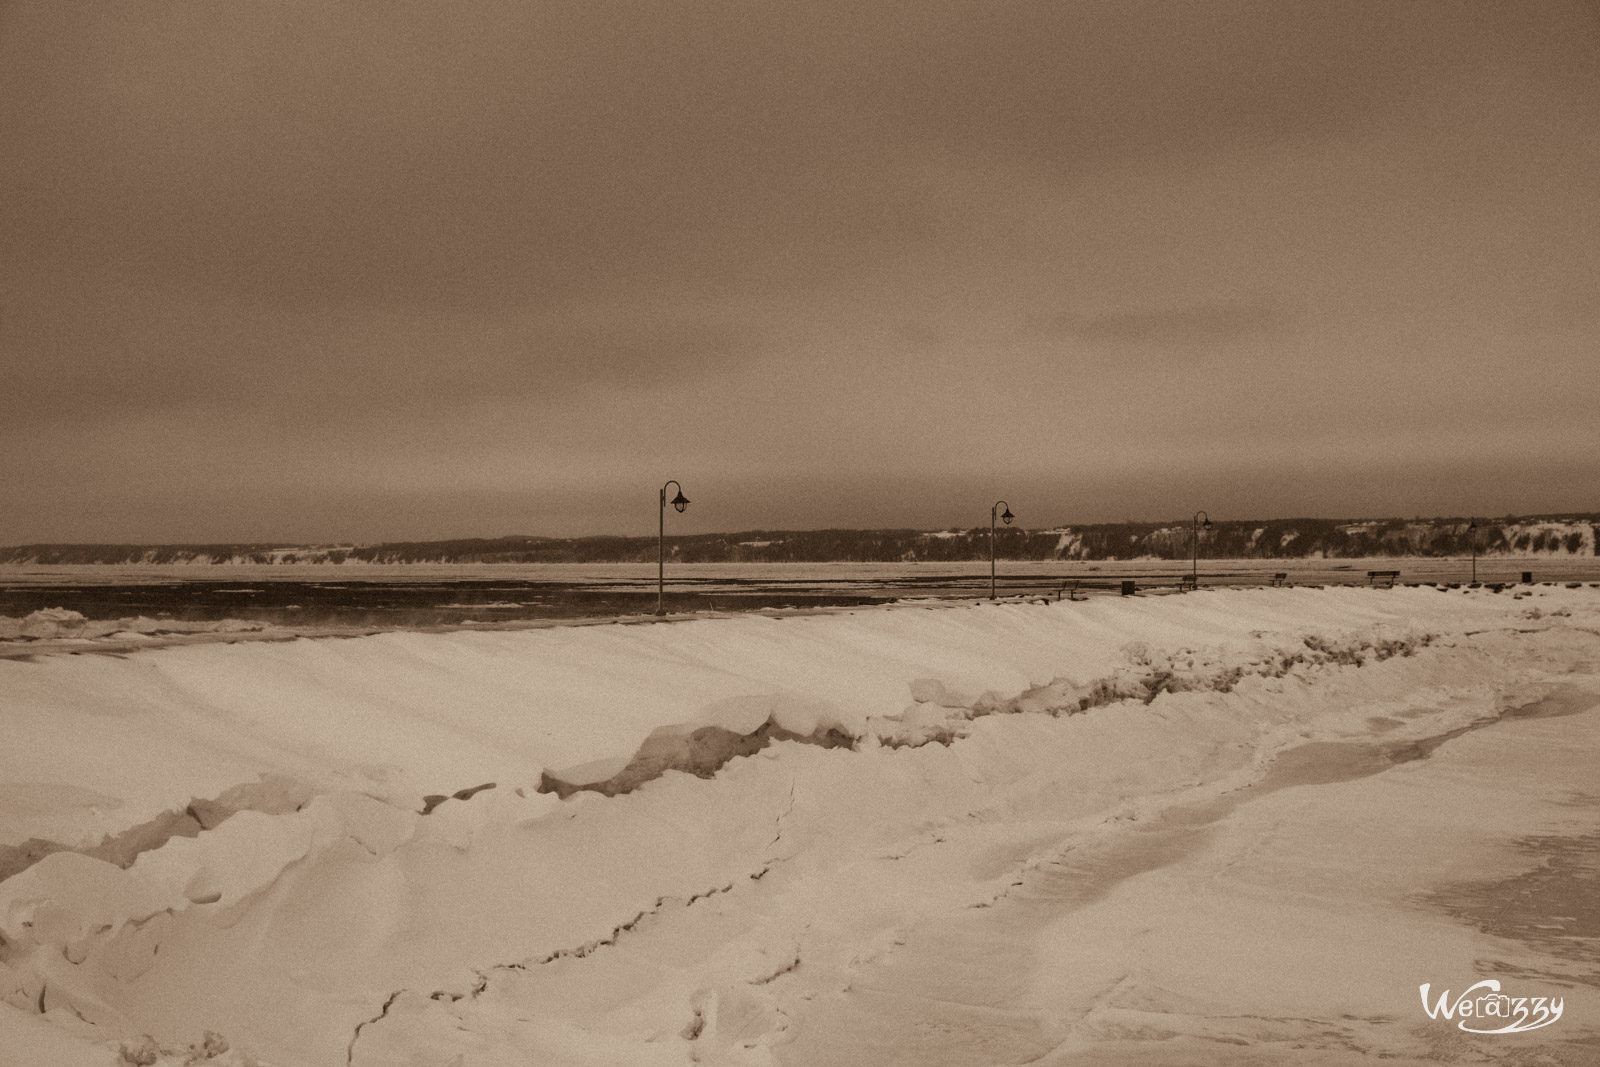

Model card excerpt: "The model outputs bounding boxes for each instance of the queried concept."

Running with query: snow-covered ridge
[0,587,1491,849]
[0,609,273,643]
[1,586,1594,1063]
[5,515,1598,564]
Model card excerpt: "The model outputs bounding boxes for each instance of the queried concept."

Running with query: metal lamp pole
[657,480,689,615]
[990,500,1014,600]
[1192,510,1211,585]
[1468,518,1478,584]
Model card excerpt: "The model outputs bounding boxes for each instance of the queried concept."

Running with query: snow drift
[1,585,1595,1064]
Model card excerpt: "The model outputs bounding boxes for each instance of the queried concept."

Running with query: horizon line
[5,511,1599,551]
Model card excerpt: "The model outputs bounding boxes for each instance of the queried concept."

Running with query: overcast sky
[3,1,1597,542]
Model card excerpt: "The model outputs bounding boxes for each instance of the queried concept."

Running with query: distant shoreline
[4,514,1598,566]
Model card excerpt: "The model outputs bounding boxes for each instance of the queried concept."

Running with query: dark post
[1191,510,1211,585]
[1468,518,1478,584]
[990,501,1013,600]
[657,480,689,615]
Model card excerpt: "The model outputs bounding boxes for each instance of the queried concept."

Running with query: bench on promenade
[1270,572,1288,587]
[1177,574,1199,591]
[1367,570,1400,588]
[1059,580,1084,602]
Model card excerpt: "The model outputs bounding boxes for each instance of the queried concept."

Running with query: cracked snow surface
[3,587,1600,1064]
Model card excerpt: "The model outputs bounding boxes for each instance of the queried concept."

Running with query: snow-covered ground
[1,586,1597,1064]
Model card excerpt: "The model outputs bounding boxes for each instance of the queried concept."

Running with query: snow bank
[0,612,273,645]
[0,586,1594,1063]
[1,587,1488,848]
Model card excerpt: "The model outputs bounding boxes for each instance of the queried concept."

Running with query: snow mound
[17,608,88,640]
[0,612,271,645]
[1,586,1595,1063]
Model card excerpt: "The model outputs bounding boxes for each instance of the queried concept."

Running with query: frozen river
[4,557,1598,633]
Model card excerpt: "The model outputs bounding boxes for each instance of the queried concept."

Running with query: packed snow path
[1,586,1597,1064]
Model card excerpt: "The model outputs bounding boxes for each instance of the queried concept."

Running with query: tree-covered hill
[3,515,1596,565]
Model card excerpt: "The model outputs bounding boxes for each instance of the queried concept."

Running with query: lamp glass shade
[671,491,689,513]
[1000,508,1014,525]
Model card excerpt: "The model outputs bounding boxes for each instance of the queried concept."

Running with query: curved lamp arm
[662,480,689,513]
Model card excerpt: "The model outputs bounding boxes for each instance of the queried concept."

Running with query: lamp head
[671,490,689,513]
[1202,518,1211,529]
[1001,507,1014,525]
[1468,519,1477,531]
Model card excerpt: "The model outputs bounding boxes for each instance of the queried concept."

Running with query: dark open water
[3,559,1597,629]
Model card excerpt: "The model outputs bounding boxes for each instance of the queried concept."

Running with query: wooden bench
[1269,572,1288,587]
[1367,570,1400,588]
[1059,580,1084,602]
[1177,574,1198,591]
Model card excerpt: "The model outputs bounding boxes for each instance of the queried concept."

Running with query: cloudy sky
[3,1,1597,542]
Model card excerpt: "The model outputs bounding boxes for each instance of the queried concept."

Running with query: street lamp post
[990,500,1014,600]
[1191,510,1211,585]
[657,480,689,615]
[1468,518,1478,584]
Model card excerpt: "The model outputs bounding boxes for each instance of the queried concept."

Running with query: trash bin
[1521,571,1533,584]
[1120,580,1136,596]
